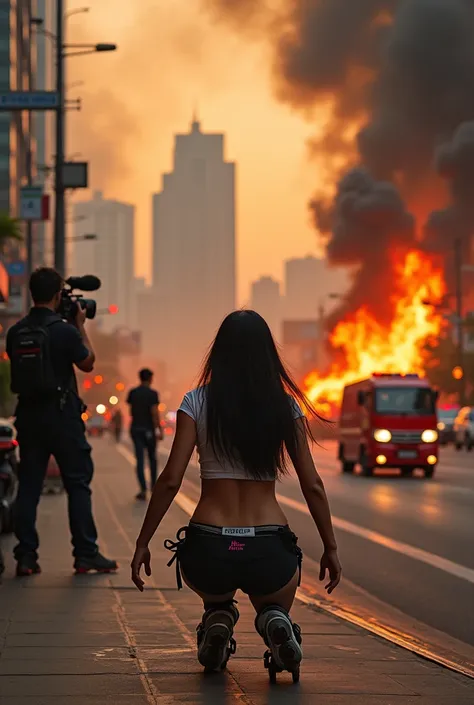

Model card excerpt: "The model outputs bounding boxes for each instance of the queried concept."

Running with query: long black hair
[197,310,324,479]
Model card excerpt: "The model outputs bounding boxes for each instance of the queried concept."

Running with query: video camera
[58,275,101,323]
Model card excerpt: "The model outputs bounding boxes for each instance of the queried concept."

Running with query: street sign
[20,186,43,220]
[5,261,25,277]
[0,91,60,111]
[63,161,88,189]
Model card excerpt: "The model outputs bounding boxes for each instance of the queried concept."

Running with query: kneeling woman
[131,311,341,678]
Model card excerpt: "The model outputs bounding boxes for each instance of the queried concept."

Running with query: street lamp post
[53,0,65,276]
[53,3,116,275]
[454,237,466,406]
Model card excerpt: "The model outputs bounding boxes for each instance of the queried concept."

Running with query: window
[375,387,435,415]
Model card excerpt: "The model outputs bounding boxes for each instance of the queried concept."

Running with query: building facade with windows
[0,0,36,333]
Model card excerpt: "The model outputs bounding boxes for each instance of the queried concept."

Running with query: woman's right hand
[131,544,152,592]
[319,549,342,594]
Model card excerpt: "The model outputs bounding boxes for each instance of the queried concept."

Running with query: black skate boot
[256,605,303,683]
[196,601,239,672]
[74,553,118,574]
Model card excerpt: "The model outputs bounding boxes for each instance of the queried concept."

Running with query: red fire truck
[338,374,439,478]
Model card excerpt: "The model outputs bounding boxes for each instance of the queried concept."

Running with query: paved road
[153,438,473,656]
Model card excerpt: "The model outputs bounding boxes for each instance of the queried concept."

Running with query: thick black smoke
[204,0,474,315]
[319,168,415,324]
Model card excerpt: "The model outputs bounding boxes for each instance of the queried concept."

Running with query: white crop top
[178,387,304,481]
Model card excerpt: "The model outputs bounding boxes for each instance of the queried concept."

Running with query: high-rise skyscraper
[250,276,282,341]
[284,256,350,321]
[148,118,236,396]
[71,192,135,333]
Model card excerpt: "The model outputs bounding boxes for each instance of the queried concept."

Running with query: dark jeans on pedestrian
[14,400,99,562]
[130,427,157,492]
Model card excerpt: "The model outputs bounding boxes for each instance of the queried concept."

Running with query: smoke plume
[321,167,415,324]
[204,0,474,320]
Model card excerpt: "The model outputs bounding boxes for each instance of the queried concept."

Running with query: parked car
[437,407,459,445]
[453,407,474,451]
[0,419,19,535]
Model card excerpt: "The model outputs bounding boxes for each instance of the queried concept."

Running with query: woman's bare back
[191,478,289,527]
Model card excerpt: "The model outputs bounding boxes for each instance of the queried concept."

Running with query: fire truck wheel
[424,466,435,479]
[401,467,414,477]
[342,461,355,474]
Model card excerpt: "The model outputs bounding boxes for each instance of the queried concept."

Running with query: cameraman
[6,267,117,577]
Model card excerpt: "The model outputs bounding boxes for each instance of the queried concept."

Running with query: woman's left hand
[131,545,152,591]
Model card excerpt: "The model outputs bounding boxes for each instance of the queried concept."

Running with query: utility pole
[53,0,65,275]
[25,1,34,311]
[454,237,466,406]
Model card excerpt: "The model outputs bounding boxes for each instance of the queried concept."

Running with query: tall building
[250,276,282,341]
[149,118,236,396]
[0,0,35,330]
[284,255,350,321]
[71,191,135,333]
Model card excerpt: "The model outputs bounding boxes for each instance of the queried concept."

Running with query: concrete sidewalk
[0,440,473,704]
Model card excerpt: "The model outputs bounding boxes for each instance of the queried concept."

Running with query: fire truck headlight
[421,429,438,443]
[374,429,392,443]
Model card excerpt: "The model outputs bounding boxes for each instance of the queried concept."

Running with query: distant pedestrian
[131,310,341,680]
[127,369,163,501]
[111,408,123,443]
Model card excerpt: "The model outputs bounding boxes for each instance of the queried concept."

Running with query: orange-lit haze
[67,0,336,303]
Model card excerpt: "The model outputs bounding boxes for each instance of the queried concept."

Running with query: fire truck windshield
[375,387,435,415]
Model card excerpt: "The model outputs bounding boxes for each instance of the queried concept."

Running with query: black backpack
[10,316,62,398]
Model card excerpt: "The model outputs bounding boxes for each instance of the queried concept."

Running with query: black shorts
[165,522,302,597]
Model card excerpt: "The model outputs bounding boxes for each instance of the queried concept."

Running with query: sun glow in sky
[68,0,323,303]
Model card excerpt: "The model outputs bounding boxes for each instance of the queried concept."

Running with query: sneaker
[135,491,147,501]
[74,553,118,574]
[16,556,42,577]
[197,603,239,672]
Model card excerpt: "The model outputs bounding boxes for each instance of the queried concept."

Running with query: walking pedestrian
[127,369,163,501]
[6,268,117,576]
[111,407,123,443]
[131,310,341,679]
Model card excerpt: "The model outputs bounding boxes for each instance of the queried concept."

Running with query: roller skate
[256,605,302,684]
[196,602,239,673]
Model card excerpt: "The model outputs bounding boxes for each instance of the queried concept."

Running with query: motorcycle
[0,422,19,535]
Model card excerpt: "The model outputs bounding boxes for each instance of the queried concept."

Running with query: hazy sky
[68,0,322,303]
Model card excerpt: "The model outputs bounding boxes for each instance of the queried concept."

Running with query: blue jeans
[130,427,157,492]
[14,404,99,561]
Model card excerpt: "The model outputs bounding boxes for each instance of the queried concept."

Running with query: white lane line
[117,444,474,584]
[276,493,474,584]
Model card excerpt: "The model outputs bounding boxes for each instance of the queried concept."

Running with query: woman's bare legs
[248,569,299,613]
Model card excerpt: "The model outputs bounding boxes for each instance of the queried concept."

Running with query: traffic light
[108,304,119,315]
[94,374,103,385]
[452,366,464,380]
[83,379,92,390]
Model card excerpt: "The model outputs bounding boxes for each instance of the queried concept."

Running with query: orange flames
[305,250,446,416]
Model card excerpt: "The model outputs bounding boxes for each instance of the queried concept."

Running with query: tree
[424,335,474,404]
[0,212,22,246]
